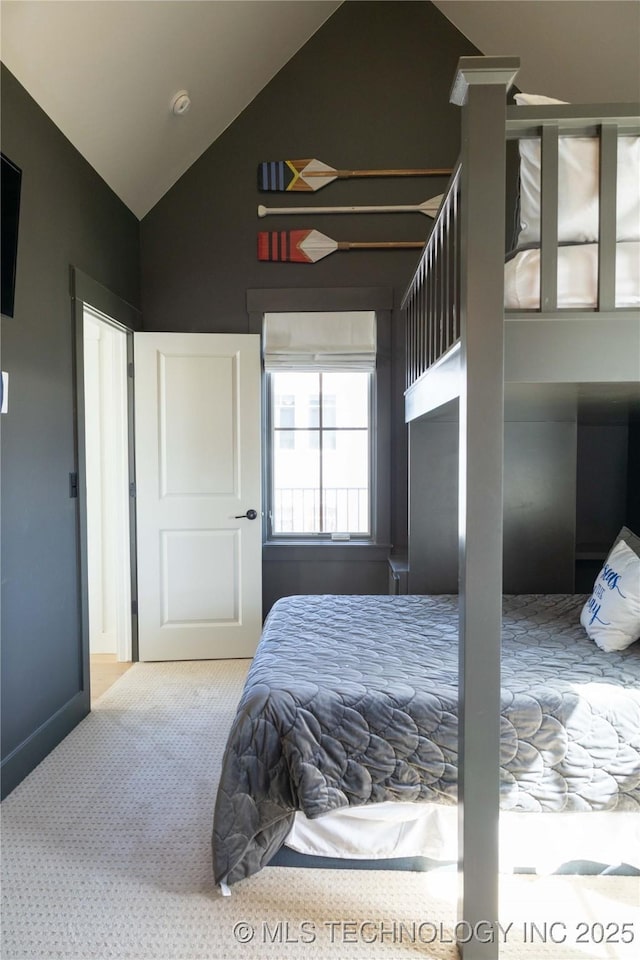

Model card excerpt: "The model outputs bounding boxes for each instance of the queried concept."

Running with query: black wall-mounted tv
[1,152,22,318]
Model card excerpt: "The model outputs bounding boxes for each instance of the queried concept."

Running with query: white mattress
[286,802,640,874]
[504,242,640,309]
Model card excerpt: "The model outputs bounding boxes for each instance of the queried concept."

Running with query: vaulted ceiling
[2,1,638,219]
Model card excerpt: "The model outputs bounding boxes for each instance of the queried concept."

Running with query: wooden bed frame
[400,56,639,959]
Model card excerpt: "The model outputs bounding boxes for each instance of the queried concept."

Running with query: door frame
[72,267,141,707]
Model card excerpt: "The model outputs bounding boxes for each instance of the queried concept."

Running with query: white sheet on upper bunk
[513,94,640,246]
[286,802,640,874]
[504,241,640,309]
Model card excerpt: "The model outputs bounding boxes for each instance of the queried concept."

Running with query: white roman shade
[263,311,377,371]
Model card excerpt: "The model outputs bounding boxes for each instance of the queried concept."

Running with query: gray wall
[409,414,459,592]
[0,65,140,796]
[628,422,640,533]
[409,399,637,595]
[409,407,577,594]
[140,0,478,610]
[575,414,637,591]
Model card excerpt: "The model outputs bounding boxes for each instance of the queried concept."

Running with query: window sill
[263,541,391,563]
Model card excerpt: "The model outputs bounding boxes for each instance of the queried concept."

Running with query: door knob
[235,509,258,520]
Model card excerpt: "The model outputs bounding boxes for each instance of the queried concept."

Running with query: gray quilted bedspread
[212,594,640,885]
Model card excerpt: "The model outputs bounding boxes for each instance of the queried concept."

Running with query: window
[251,295,390,549]
[270,370,371,536]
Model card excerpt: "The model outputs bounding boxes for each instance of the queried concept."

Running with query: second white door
[135,332,262,661]
[83,308,132,660]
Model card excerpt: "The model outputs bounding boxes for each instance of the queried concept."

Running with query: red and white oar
[258,229,424,264]
[257,195,443,219]
[258,158,452,192]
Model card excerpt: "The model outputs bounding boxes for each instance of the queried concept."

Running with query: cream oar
[258,195,443,219]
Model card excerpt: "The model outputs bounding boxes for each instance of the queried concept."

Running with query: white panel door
[134,333,262,661]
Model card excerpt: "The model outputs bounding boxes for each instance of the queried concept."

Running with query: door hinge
[127,362,134,379]
[129,482,136,498]
[69,472,79,498]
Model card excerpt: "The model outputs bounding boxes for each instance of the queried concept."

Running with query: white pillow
[514,93,640,246]
[580,538,640,652]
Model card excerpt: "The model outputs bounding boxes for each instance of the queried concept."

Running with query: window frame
[267,368,375,540]
[247,287,392,550]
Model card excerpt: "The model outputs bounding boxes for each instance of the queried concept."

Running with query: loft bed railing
[402,101,640,393]
[404,165,461,388]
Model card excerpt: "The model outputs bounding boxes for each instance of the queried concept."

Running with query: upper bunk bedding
[212,593,640,886]
[504,241,640,309]
[505,93,640,310]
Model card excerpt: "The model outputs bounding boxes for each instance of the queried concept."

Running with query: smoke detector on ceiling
[170,91,191,116]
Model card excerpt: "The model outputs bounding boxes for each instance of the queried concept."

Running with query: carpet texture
[1,661,638,960]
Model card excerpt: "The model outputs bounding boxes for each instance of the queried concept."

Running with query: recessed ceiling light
[170,91,191,116]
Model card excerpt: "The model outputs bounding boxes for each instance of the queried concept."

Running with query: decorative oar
[258,229,424,264]
[257,195,443,219]
[258,158,452,192]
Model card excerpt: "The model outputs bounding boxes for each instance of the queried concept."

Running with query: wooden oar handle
[338,241,424,251]
[323,168,452,178]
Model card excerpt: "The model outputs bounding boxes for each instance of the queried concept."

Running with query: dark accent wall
[408,403,578,595]
[574,407,639,591]
[627,422,640,534]
[409,392,638,596]
[140,0,478,605]
[0,65,140,797]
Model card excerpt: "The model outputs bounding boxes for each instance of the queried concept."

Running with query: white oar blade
[419,194,444,217]
[299,229,337,262]
[299,159,337,192]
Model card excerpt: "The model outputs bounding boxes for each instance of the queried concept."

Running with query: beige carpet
[1,660,638,960]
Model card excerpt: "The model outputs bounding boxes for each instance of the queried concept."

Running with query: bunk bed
[212,59,640,939]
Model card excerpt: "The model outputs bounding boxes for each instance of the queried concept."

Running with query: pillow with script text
[580,539,640,652]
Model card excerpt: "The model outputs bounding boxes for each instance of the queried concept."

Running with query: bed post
[450,56,519,960]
